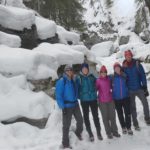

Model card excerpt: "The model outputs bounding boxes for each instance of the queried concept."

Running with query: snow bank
[1,0,26,8]
[69,45,89,55]
[57,25,80,45]
[0,5,35,31]
[0,45,58,80]
[0,74,53,121]
[35,16,56,40]
[33,43,84,66]
[0,31,21,48]
[91,41,115,57]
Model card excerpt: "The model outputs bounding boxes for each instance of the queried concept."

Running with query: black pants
[81,100,101,136]
[115,98,131,129]
[62,104,83,147]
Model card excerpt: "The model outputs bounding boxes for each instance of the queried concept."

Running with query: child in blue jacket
[112,62,133,135]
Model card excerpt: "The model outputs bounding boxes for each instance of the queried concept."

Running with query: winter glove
[63,108,67,115]
[142,86,149,97]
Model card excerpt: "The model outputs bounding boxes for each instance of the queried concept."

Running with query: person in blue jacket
[76,63,102,142]
[112,62,133,135]
[123,50,150,130]
[56,65,83,149]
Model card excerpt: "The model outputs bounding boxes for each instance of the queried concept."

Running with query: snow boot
[97,132,103,141]
[107,134,113,139]
[74,131,83,141]
[113,132,121,138]
[127,129,133,135]
[122,128,127,134]
[134,125,141,131]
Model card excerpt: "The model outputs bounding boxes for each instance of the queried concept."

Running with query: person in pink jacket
[96,65,120,139]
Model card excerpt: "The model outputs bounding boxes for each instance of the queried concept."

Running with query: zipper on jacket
[120,77,123,99]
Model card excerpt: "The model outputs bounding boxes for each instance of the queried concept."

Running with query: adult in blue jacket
[56,65,83,149]
[112,62,133,135]
[76,63,102,142]
[123,50,150,130]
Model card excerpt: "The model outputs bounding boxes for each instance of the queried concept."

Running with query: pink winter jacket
[96,76,113,103]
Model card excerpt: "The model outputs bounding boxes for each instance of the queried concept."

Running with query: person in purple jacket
[112,62,133,135]
[96,65,120,139]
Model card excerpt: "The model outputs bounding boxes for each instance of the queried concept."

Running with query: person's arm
[56,79,65,109]
[139,64,147,87]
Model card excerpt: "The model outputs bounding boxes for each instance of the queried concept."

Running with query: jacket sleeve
[138,64,147,87]
[75,76,81,99]
[56,79,65,109]
[95,79,99,90]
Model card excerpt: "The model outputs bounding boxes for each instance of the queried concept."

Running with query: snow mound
[91,41,115,57]
[0,74,53,121]
[57,25,80,45]
[69,45,89,55]
[35,16,56,40]
[0,5,35,31]
[0,45,58,80]
[0,0,26,8]
[33,43,84,66]
[0,31,21,48]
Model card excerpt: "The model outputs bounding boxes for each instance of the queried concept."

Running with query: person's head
[100,65,107,77]
[114,62,121,75]
[124,50,133,62]
[81,63,89,75]
[64,65,74,78]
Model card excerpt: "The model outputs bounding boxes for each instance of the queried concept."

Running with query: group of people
[55,50,150,149]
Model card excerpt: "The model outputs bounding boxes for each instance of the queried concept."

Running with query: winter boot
[127,129,133,135]
[113,132,121,138]
[75,131,83,141]
[134,125,141,131]
[97,132,103,141]
[122,128,127,134]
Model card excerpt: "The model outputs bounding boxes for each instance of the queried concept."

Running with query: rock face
[0,24,38,49]
[2,117,49,129]
[119,36,130,45]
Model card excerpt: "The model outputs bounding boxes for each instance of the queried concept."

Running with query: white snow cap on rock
[0,31,21,48]
[0,74,53,121]
[1,0,26,8]
[0,45,58,80]
[35,16,56,40]
[33,43,84,66]
[0,5,35,31]
[57,25,80,45]
[91,41,115,57]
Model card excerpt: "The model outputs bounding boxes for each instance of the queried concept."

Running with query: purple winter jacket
[96,76,113,103]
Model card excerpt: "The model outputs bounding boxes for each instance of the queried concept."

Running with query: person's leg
[123,98,133,135]
[99,102,111,136]
[129,91,139,128]
[123,98,131,129]
[62,108,73,147]
[108,101,119,136]
[81,102,93,137]
[136,89,150,122]
[115,100,126,129]
[90,100,102,140]
[73,104,83,139]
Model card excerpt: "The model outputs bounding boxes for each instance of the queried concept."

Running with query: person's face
[82,67,89,75]
[125,55,132,62]
[114,66,121,74]
[65,70,74,78]
[100,71,107,77]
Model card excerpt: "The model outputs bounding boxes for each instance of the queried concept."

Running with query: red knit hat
[124,50,133,57]
[100,65,107,73]
[113,62,121,69]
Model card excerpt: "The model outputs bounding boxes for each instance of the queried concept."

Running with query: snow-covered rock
[0,5,35,31]
[0,31,21,47]
[69,45,89,55]
[0,0,26,8]
[0,74,53,121]
[33,43,84,66]
[0,45,58,80]
[57,25,80,45]
[91,41,115,57]
[35,16,56,40]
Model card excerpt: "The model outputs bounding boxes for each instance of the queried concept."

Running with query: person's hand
[63,108,67,115]
[142,86,149,97]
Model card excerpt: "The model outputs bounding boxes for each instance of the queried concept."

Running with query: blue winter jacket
[56,74,78,109]
[123,59,147,91]
[112,73,129,100]
[76,73,97,101]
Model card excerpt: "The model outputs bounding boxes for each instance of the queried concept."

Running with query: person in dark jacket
[112,62,133,135]
[123,50,150,130]
[76,63,102,142]
[56,65,83,149]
